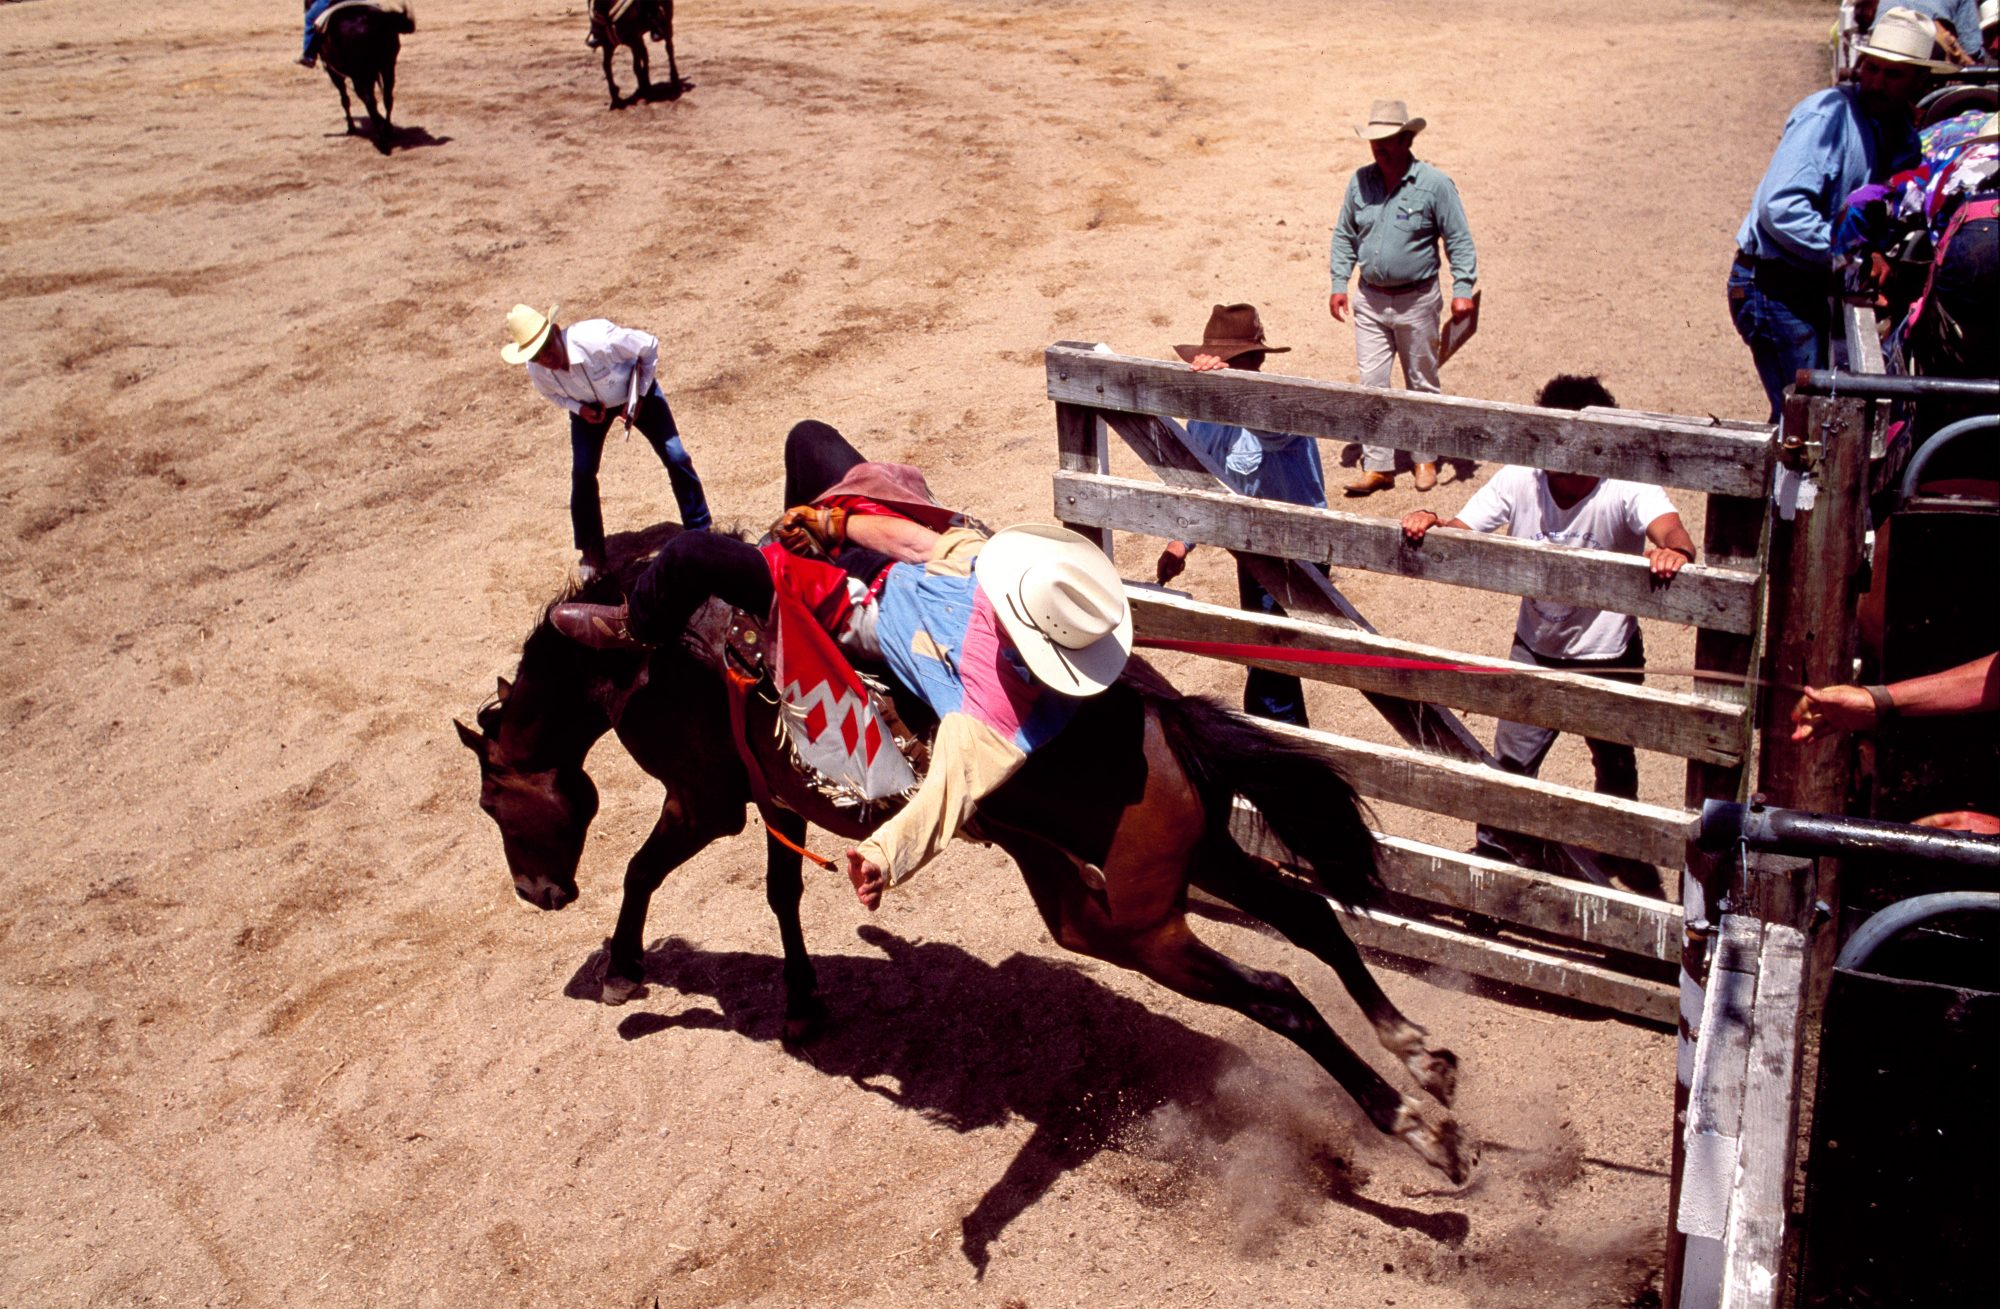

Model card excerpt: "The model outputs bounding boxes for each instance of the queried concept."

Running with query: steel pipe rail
[1791,370,2000,402]
[1698,799,2000,870]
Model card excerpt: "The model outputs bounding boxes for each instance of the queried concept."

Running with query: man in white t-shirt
[1399,375,1697,889]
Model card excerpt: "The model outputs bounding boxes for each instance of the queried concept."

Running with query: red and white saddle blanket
[754,544,920,807]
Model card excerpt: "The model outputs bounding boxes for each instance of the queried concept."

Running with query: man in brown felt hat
[1155,304,1327,725]
[1328,99,1479,497]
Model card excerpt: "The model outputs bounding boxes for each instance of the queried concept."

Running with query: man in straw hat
[1729,7,1947,421]
[1155,304,1326,726]
[1328,99,1479,498]
[549,519,1132,909]
[501,303,712,579]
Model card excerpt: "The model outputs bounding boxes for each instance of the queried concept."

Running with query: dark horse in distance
[588,0,686,110]
[312,0,413,154]
[456,523,1475,1187]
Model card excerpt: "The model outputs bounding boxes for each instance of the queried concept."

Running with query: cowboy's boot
[1344,470,1396,497]
[551,602,647,650]
[1413,462,1438,492]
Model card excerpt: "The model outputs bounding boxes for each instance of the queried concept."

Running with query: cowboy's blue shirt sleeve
[1755,99,1851,266]
[1434,174,1478,299]
[1329,173,1363,291]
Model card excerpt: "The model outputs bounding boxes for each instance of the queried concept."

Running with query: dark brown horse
[313,0,413,154]
[456,523,1475,1185]
[588,0,685,110]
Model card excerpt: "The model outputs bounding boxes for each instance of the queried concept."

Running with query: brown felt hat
[1173,303,1290,364]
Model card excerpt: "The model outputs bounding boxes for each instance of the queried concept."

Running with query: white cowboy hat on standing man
[975,524,1133,696]
[1354,99,1427,140]
[500,302,560,364]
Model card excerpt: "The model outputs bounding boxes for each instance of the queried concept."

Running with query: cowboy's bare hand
[1401,509,1440,543]
[578,401,607,425]
[845,849,885,911]
[1450,297,1476,322]
[1188,353,1231,372]
[1645,546,1688,579]
[1913,810,2000,835]
[1328,292,1349,322]
[1156,541,1188,585]
[1789,684,1878,741]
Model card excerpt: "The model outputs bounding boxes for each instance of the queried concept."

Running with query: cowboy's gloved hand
[772,504,848,558]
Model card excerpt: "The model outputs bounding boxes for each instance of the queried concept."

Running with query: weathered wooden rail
[1044,341,1776,1026]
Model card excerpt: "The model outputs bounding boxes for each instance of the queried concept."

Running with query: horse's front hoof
[781,995,829,1044]
[1436,1118,1480,1187]
[600,972,647,1005]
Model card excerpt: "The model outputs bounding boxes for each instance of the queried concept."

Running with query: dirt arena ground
[1,0,1832,1304]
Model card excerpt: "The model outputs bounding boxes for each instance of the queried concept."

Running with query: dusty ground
[0,0,1830,1304]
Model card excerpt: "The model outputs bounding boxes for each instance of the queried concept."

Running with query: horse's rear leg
[601,46,623,109]
[380,61,395,131]
[356,76,391,153]
[1117,916,1476,1185]
[1192,847,1458,1107]
[659,0,684,96]
[630,41,651,98]
[603,804,741,1003]
[763,808,826,1042]
[327,70,356,134]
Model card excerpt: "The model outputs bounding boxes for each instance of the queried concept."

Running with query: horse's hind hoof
[1412,1047,1459,1107]
[1437,1118,1480,1187]
[781,995,829,1045]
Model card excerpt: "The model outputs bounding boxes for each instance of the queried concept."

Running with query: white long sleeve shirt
[525,319,659,415]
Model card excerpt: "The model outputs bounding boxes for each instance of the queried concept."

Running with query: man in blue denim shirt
[1729,7,1943,420]
[1155,304,1327,726]
[1328,100,1478,498]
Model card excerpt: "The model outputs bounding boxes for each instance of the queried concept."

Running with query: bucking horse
[456,522,1476,1189]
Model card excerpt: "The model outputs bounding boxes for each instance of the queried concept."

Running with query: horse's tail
[1151,686,1380,907]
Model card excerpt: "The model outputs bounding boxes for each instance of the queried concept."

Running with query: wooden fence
[1043,340,1776,1026]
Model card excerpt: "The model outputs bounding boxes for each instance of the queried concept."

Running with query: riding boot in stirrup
[551,602,647,650]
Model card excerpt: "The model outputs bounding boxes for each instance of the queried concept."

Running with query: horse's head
[456,676,599,911]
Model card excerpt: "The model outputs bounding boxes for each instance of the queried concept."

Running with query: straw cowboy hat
[500,302,559,365]
[976,524,1133,696]
[1855,6,1955,69]
[1173,303,1291,365]
[1354,99,1426,140]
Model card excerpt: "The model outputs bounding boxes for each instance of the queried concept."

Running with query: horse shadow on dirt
[323,124,451,152]
[566,925,1469,1274]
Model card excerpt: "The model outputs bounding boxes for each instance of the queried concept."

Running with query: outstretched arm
[846,713,1027,908]
[1643,512,1697,578]
[1790,652,1999,740]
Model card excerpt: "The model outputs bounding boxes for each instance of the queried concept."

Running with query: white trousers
[1352,279,1441,472]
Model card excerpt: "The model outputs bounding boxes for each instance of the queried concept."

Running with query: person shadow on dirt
[566,925,1469,1274]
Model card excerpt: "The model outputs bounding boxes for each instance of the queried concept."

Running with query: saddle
[313,0,412,32]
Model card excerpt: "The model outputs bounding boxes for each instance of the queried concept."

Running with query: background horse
[314,0,413,155]
[588,0,685,110]
[456,523,1475,1186]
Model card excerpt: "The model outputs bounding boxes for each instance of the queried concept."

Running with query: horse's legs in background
[602,800,744,1002]
[379,54,395,137]
[659,0,683,96]
[762,808,826,1041]
[600,43,622,109]
[354,73,391,154]
[326,69,356,134]
[629,35,652,100]
[1190,848,1459,1106]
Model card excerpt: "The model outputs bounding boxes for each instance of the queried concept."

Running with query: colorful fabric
[758,544,915,803]
[812,461,965,532]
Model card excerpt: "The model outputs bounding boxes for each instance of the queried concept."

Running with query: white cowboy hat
[1982,0,1998,30]
[975,523,1133,697]
[500,302,559,365]
[1354,99,1426,141]
[1855,6,1955,70]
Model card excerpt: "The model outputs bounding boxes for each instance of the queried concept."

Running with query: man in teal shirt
[1328,100,1478,498]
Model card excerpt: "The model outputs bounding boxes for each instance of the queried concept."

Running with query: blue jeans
[1236,560,1310,727]
[303,0,337,58]
[1727,257,1829,423]
[570,385,711,563]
